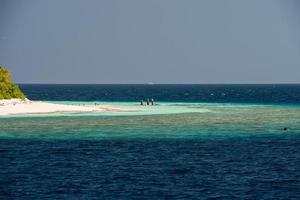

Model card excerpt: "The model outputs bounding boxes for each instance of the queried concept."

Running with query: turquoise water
[1,102,300,139]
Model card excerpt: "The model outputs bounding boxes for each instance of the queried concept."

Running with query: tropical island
[0,66,124,116]
[0,66,26,100]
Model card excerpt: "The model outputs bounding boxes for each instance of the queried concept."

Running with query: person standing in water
[140,100,144,106]
[151,98,154,105]
[147,98,150,105]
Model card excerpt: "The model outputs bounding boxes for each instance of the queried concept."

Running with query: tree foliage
[0,66,26,100]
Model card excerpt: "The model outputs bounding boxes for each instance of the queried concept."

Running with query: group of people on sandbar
[140,98,155,106]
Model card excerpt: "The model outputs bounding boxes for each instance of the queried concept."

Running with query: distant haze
[0,0,300,84]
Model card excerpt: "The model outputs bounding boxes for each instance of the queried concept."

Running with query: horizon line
[17,82,300,85]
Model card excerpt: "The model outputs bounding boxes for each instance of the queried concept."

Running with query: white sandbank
[0,99,125,116]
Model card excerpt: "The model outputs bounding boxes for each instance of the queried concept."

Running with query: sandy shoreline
[0,99,125,116]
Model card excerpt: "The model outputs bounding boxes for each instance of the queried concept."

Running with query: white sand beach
[0,99,124,116]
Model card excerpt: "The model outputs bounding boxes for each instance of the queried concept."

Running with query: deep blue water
[20,84,300,104]
[1,84,300,199]
[1,137,300,199]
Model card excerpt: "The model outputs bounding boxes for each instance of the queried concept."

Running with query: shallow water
[1,102,300,139]
[1,85,300,199]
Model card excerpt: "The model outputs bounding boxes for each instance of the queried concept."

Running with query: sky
[0,0,300,84]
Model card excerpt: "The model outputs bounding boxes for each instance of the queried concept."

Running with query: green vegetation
[0,66,26,100]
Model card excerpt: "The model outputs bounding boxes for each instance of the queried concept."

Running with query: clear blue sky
[0,0,300,84]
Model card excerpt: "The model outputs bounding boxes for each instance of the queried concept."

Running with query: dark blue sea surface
[20,84,300,104]
[1,84,300,199]
[1,137,300,199]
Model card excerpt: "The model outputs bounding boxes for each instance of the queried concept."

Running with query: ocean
[1,84,300,199]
